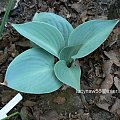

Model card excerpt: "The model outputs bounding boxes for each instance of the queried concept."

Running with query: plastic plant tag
[0,93,22,120]
[0,114,7,120]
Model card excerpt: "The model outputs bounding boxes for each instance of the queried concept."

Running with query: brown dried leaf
[23,100,37,107]
[110,98,120,113]
[114,71,120,78]
[53,96,66,104]
[96,94,112,112]
[15,39,30,47]
[80,113,92,120]
[81,10,88,22]
[0,51,8,65]
[96,16,108,20]
[96,103,110,111]
[20,107,34,120]
[100,74,113,90]
[104,50,120,67]
[71,3,84,13]
[95,66,102,77]
[113,27,120,35]
[114,77,120,92]
[102,60,113,77]
[116,109,120,117]
[40,111,59,120]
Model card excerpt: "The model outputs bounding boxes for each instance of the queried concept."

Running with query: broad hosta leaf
[12,22,65,58]
[5,48,62,94]
[59,45,81,61]
[54,60,81,91]
[68,19,119,58]
[33,12,74,45]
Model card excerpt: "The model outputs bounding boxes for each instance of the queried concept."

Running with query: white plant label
[0,93,23,120]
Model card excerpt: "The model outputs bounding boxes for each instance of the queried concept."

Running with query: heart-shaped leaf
[68,19,119,58]
[5,48,62,94]
[54,60,81,91]
[59,45,81,61]
[33,12,74,45]
[12,22,65,58]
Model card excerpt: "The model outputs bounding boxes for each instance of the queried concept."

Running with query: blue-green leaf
[12,22,65,58]
[59,45,81,61]
[33,12,74,45]
[68,19,119,58]
[54,60,81,91]
[5,48,62,94]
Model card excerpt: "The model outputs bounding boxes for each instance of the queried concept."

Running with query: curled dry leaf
[113,27,120,36]
[114,71,120,78]
[102,60,113,77]
[104,50,120,67]
[20,107,34,120]
[114,77,120,92]
[108,28,119,47]
[96,95,111,112]
[96,16,108,20]
[95,65,102,77]
[110,98,120,113]
[100,74,113,90]
[80,10,88,22]
[96,102,110,111]
[71,3,84,13]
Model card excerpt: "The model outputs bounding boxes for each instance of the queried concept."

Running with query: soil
[0,0,120,120]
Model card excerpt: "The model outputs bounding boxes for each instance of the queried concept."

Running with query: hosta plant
[4,12,119,94]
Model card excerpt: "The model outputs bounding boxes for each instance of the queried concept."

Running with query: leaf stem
[2,112,20,120]
[66,58,74,68]
[0,0,14,39]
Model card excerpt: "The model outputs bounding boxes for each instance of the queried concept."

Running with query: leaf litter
[0,0,120,120]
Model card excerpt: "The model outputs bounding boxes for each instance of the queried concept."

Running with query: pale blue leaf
[68,19,119,58]
[12,22,65,58]
[33,12,74,45]
[59,45,81,61]
[5,48,62,94]
[54,60,81,91]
